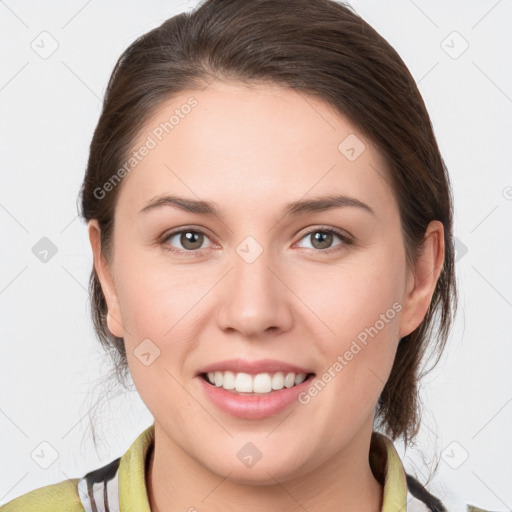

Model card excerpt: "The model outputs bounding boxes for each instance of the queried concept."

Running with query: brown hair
[78,0,457,450]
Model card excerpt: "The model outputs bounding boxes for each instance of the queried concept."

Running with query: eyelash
[160,226,354,256]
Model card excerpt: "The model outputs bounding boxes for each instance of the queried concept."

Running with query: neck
[146,424,383,512]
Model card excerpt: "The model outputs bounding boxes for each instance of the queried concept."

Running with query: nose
[216,241,294,338]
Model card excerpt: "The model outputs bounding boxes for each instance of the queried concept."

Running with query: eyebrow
[138,193,375,218]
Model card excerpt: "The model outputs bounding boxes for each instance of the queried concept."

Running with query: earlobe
[398,221,445,339]
[87,220,125,338]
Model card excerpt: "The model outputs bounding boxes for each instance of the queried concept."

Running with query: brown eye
[296,227,353,252]
[310,231,334,250]
[162,229,212,253]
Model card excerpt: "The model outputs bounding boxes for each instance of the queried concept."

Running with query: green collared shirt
[0,424,491,511]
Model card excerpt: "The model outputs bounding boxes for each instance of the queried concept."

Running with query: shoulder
[406,472,495,512]
[0,478,84,512]
[0,425,153,512]
[371,431,494,512]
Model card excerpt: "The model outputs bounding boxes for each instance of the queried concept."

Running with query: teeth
[284,372,295,388]
[214,371,223,387]
[271,372,284,390]
[205,371,309,393]
[222,371,235,389]
[235,372,253,392]
[253,373,272,393]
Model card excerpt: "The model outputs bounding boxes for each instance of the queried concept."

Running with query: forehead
[115,80,395,220]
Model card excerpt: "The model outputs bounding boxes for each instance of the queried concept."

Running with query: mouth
[199,371,316,395]
[196,360,317,419]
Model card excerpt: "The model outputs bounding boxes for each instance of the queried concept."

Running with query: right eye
[161,228,215,254]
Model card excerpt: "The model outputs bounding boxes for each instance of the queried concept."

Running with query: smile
[201,371,313,394]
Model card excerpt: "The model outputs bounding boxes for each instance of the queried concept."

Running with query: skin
[88,80,444,512]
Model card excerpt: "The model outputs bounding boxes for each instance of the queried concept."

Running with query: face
[89,80,442,484]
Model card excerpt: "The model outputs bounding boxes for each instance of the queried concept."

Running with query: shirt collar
[370,430,408,511]
[117,424,408,512]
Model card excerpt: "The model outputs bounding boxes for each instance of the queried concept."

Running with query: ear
[399,220,445,339]
[88,219,125,338]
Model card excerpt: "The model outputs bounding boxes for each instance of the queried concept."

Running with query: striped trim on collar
[77,457,121,512]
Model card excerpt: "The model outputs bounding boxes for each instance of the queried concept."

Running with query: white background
[1,0,511,510]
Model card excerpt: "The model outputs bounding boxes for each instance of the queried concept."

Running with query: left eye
[296,228,351,251]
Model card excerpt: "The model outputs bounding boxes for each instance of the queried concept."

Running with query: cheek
[295,251,405,403]
[117,264,201,415]
[299,251,405,346]
[113,254,216,401]
[114,250,206,342]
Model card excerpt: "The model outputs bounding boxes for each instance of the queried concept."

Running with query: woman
[0,0,493,511]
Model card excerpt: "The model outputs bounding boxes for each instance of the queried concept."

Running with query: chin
[213,463,302,486]
[197,444,312,486]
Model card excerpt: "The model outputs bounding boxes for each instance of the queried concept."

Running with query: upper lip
[197,358,315,376]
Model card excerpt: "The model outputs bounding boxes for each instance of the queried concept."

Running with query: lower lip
[197,374,315,420]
